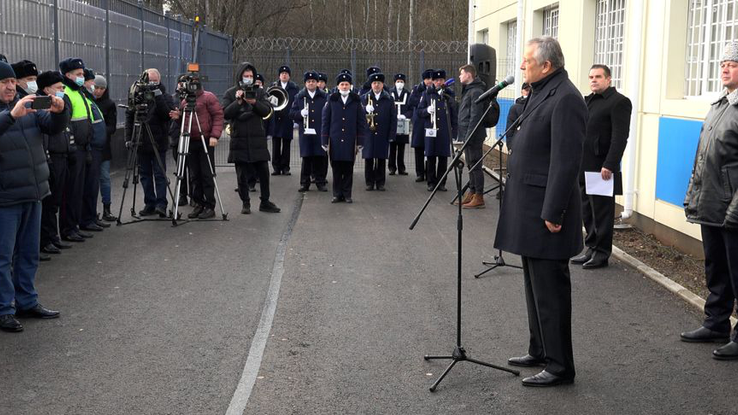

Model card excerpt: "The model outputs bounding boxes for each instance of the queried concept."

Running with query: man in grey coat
[493,37,587,386]
[681,41,738,360]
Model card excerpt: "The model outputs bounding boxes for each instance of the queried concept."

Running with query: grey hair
[145,68,161,79]
[526,37,565,70]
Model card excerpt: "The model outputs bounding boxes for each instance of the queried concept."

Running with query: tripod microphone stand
[410,90,519,393]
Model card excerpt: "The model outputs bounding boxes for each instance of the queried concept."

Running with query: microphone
[475,75,514,104]
[444,78,455,87]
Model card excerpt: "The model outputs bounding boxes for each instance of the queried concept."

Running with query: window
[543,5,559,39]
[477,29,489,45]
[685,0,738,97]
[594,0,626,88]
[505,20,518,76]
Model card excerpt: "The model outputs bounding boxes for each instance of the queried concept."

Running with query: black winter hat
[0,54,7,63]
[0,61,16,80]
[83,68,95,81]
[366,66,381,77]
[340,68,352,75]
[59,57,85,74]
[431,69,447,80]
[422,69,434,79]
[278,65,291,75]
[37,71,65,90]
[336,73,352,84]
[368,73,385,83]
[394,73,407,82]
[303,71,319,82]
[11,60,38,79]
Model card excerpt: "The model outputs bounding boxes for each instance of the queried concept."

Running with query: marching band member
[290,71,328,192]
[389,73,412,176]
[361,72,396,191]
[417,69,457,192]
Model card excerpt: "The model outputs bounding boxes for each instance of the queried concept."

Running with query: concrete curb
[480,164,738,326]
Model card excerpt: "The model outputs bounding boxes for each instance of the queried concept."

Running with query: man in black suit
[494,36,587,387]
[571,64,632,269]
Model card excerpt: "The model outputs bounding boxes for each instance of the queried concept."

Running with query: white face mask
[242,77,253,86]
[339,89,350,97]
[395,82,404,90]
[25,81,38,94]
[86,86,94,94]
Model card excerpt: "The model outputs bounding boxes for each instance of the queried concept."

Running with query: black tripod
[116,103,177,226]
[172,96,228,225]
[410,92,519,392]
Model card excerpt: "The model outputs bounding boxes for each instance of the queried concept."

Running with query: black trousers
[301,155,328,187]
[330,159,354,199]
[464,142,484,194]
[700,225,738,340]
[389,141,406,173]
[580,183,615,260]
[364,158,386,187]
[62,148,87,236]
[81,148,103,226]
[41,155,68,246]
[188,144,216,209]
[236,161,270,204]
[522,256,575,379]
[271,137,292,173]
[414,147,426,177]
[426,156,448,187]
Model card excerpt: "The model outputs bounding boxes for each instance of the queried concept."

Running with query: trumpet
[431,98,438,131]
[303,97,309,128]
[367,95,377,132]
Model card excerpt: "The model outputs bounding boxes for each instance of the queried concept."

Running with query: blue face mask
[75,77,85,87]
[55,91,65,98]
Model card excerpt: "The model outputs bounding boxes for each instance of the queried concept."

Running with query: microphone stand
[410,92,519,393]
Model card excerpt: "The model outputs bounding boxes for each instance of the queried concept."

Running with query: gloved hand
[300,108,309,117]
[398,114,406,120]
[365,104,374,113]
[437,89,445,97]
[268,95,279,106]
[125,140,133,149]
[427,106,435,115]
[321,145,329,152]
[357,145,364,152]
[293,122,300,129]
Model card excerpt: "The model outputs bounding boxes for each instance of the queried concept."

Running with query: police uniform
[417,69,457,191]
[409,69,433,181]
[290,71,328,191]
[268,65,299,175]
[389,73,412,175]
[361,73,397,190]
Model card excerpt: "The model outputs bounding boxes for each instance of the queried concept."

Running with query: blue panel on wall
[655,117,703,207]
[496,97,515,141]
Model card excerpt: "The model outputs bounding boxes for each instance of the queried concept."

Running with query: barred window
[477,29,489,45]
[685,0,738,97]
[506,20,518,76]
[594,0,626,88]
[543,5,559,39]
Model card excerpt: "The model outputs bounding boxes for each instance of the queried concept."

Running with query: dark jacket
[125,84,174,152]
[95,89,117,161]
[390,86,412,144]
[268,80,299,138]
[505,96,527,149]
[493,68,587,260]
[290,87,328,158]
[458,77,494,144]
[0,96,68,206]
[361,89,397,159]
[39,92,75,156]
[321,91,367,162]
[409,82,428,148]
[222,62,273,163]
[581,86,632,195]
[417,86,458,158]
[684,91,738,228]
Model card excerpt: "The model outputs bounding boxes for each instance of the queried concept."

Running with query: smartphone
[31,96,52,110]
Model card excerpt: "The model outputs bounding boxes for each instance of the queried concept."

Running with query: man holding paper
[571,64,632,269]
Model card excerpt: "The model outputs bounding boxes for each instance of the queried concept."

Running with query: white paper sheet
[584,171,614,197]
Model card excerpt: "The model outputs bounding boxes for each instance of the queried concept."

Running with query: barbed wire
[233,37,469,54]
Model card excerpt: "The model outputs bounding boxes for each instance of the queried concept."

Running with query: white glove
[438,89,444,97]
[365,104,374,114]
[397,114,406,120]
[293,122,300,129]
[266,135,273,140]
[268,96,279,106]
[426,106,435,115]
[357,145,364,152]
[300,108,309,117]
[321,145,329,152]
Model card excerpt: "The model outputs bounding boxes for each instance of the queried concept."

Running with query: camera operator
[125,68,175,218]
[223,62,280,214]
[169,73,224,220]
[0,61,67,332]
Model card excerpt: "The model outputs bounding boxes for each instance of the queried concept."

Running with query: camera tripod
[171,97,228,226]
[116,103,178,226]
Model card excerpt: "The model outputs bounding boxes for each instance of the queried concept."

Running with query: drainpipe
[622,2,645,220]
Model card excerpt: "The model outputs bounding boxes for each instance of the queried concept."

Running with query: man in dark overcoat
[321,73,368,203]
[409,69,433,181]
[361,73,397,191]
[290,71,328,192]
[417,69,457,192]
[493,37,587,387]
[389,73,412,176]
[268,65,299,175]
[571,64,632,269]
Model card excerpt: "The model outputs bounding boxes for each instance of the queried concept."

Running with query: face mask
[242,77,253,86]
[339,89,350,97]
[395,82,404,90]
[149,81,159,87]
[55,91,65,98]
[25,81,38,94]
[75,77,85,87]
[86,86,94,94]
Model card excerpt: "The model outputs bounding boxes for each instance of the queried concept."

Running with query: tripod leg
[194,114,227,219]
[143,123,176,218]
[428,359,458,392]
[424,354,454,360]
[117,122,143,224]
[465,357,520,376]
[172,110,195,224]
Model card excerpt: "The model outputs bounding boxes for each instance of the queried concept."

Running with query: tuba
[265,85,289,112]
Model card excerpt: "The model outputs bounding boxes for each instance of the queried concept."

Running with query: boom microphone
[475,75,514,104]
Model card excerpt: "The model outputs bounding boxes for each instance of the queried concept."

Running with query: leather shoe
[345,198,353,203]
[388,169,396,176]
[259,200,281,213]
[713,341,738,360]
[399,171,408,175]
[52,240,73,249]
[415,176,426,182]
[15,304,60,319]
[271,171,281,176]
[138,205,156,216]
[76,230,93,238]
[198,207,215,219]
[95,220,111,228]
[438,185,447,192]
[188,205,204,219]
[41,243,61,254]
[376,185,386,191]
[283,170,291,176]
[331,197,343,203]
[62,233,85,242]
[680,326,730,343]
[521,370,574,387]
[571,249,594,264]
[366,186,375,191]
[508,354,546,367]
[80,223,104,232]
[298,185,310,192]
[39,254,51,262]
[241,203,251,214]
[155,206,167,218]
[317,184,328,192]
[582,257,608,269]
[0,315,23,332]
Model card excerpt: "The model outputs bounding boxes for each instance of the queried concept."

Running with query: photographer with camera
[223,62,280,214]
[170,72,224,219]
[124,68,175,218]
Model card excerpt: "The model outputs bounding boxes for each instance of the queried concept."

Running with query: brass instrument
[431,98,438,131]
[303,97,316,135]
[367,94,377,132]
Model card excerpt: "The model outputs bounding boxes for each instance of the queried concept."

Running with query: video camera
[176,63,202,104]
[128,71,158,109]
[238,77,259,100]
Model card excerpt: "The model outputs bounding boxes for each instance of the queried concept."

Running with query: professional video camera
[128,71,158,108]
[176,63,202,104]
[238,78,259,100]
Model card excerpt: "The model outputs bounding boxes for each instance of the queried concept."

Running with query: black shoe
[522,370,574,387]
[376,185,386,191]
[101,207,117,222]
[249,186,257,192]
[62,233,85,243]
[177,195,189,207]
[283,170,291,176]
[582,257,608,269]
[51,240,73,249]
[198,207,215,219]
[76,230,93,238]
[189,199,197,207]
[41,244,61,254]
[16,304,60,319]
[138,205,156,216]
[680,326,731,343]
[427,184,434,191]
[39,254,51,262]
[155,206,167,218]
[713,341,738,360]
[188,205,204,219]
[571,249,594,264]
[331,197,343,203]
[317,184,328,192]
[415,176,426,182]
[95,220,111,228]
[366,186,375,191]
[388,170,396,176]
[298,185,310,192]
[345,198,353,204]
[259,200,281,213]
[241,203,251,214]
[80,223,104,232]
[399,171,409,176]
[438,185,447,192]
[508,354,546,367]
[272,171,281,176]
[0,315,23,332]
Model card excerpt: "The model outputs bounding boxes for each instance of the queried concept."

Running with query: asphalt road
[1,161,737,415]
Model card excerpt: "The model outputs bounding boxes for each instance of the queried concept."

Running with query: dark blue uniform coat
[417,86,458,158]
[268,80,299,138]
[409,82,427,148]
[290,88,328,157]
[321,92,367,162]
[390,86,412,144]
[361,90,397,159]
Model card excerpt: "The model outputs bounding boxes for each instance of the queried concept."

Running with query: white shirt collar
[341,95,349,104]
[281,81,288,89]
[308,89,316,98]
